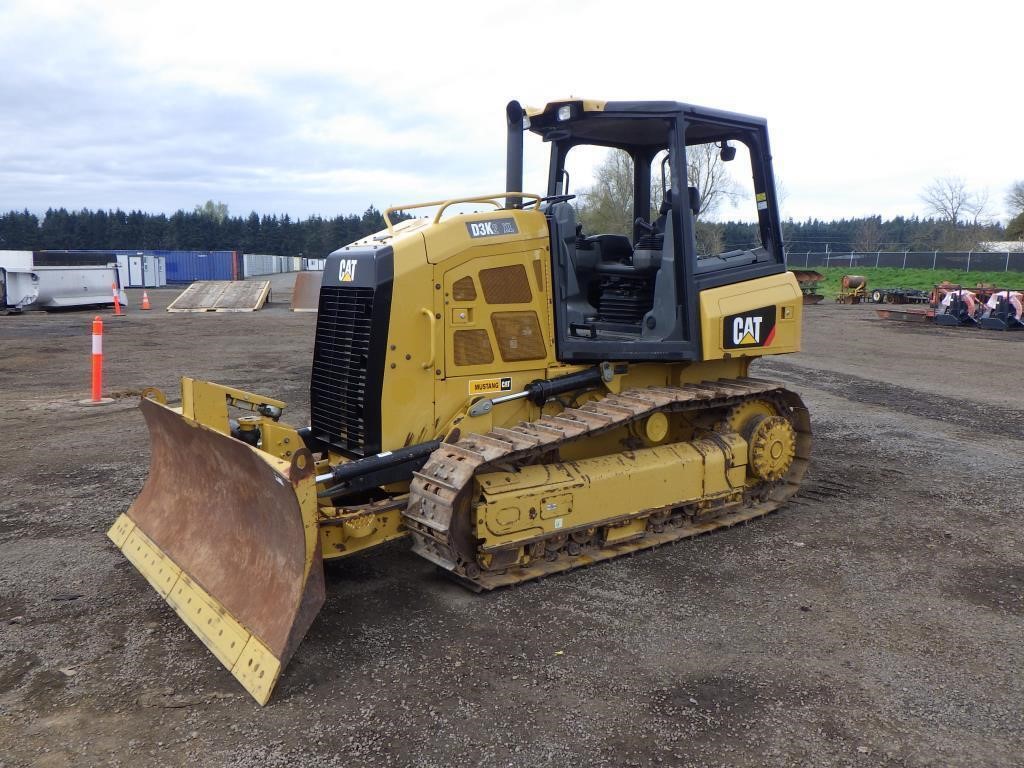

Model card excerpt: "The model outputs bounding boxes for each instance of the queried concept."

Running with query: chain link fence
[786,251,1024,272]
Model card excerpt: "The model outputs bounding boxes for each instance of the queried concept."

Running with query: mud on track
[1,284,1022,767]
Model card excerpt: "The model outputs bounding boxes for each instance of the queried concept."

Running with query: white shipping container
[243,253,281,277]
[117,253,167,287]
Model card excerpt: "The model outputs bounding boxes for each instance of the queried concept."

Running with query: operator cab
[507,99,786,362]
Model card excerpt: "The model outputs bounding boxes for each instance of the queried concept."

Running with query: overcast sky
[1,0,1020,226]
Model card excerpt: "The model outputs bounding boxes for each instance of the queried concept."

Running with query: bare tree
[579,143,740,238]
[920,177,972,224]
[1006,180,1024,217]
[686,143,741,218]
[964,188,993,227]
[577,149,634,236]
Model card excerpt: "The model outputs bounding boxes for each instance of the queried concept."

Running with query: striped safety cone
[112,283,124,316]
[141,290,152,311]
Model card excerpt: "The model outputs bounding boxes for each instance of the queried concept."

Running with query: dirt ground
[1,276,1022,768]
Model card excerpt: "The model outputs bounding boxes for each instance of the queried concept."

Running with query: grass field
[797,267,1024,299]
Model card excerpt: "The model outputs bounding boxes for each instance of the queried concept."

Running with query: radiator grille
[310,285,376,454]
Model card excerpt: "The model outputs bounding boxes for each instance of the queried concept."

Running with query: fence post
[933,251,937,269]
[1006,252,1011,272]
[903,251,907,269]
[967,251,972,272]
[850,252,854,267]
[876,251,880,268]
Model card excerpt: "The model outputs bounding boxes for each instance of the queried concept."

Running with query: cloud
[0,1,502,217]
[1,0,1022,223]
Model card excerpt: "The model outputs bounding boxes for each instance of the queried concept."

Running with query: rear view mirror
[720,141,737,162]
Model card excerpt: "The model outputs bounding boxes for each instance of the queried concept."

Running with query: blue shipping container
[148,250,236,283]
[109,249,237,283]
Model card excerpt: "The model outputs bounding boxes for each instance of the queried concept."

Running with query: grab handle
[421,308,436,371]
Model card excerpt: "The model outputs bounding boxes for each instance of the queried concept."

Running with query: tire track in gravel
[759,359,1024,440]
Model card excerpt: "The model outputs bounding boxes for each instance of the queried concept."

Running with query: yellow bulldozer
[108,99,811,704]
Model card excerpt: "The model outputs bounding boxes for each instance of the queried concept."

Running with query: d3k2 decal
[723,305,777,349]
[466,218,519,238]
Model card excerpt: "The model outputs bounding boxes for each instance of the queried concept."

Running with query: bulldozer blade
[107,397,324,705]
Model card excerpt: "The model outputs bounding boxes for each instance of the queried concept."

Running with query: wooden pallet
[167,281,271,312]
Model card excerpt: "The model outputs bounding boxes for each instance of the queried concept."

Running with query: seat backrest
[655,189,673,234]
[687,185,701,216]
[581,234,633,263]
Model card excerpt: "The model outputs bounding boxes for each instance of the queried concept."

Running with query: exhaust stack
[505,100,524,209]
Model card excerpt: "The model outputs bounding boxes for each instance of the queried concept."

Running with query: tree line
[0,204,391,256]
[2,177,1021,257]
[722,215,1007,254]
[575,148,1022,254]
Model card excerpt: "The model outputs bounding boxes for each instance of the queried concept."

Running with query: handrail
[420,308,436,371]
[383,192,542,234]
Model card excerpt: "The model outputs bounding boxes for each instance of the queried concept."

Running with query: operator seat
[654,188,674,234]
[582,234,633,264]
[656,186,700,233]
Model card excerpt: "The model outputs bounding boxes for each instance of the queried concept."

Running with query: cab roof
[523,99,768,148]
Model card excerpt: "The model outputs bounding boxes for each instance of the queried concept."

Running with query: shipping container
[242,253,301,277]
[243,253,276,277]
[151,250,236,283]
[116,253,167,288]
[15,249,240,285]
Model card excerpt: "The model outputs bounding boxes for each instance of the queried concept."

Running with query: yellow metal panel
[696,442,730,496]
[477,443,709,548]
[378,234,437,449]
[179,377,287,435]
[540,493,574,520]
[259,421,305,462]
[378,208,556,450]
[699,272,802,361]
[318,509,408,560]
[423,210,549,266]
[604,518,647,544]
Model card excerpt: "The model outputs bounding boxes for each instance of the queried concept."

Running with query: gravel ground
[1,277,1022,767]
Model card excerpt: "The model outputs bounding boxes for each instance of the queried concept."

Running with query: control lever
[634,217,656,235]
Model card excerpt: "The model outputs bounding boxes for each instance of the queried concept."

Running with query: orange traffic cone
[141,290,152,311]
[112,283,123,316]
